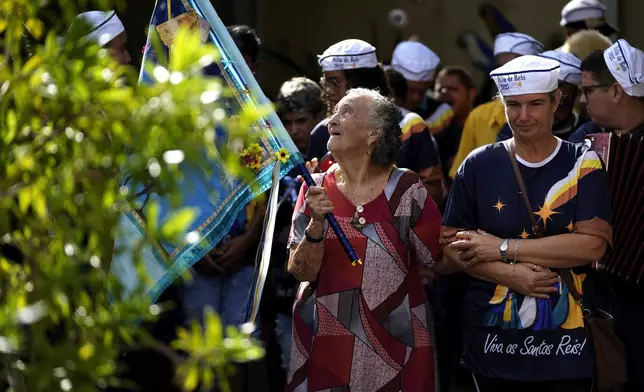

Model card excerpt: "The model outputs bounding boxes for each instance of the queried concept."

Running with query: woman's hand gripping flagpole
[297,162,362,266]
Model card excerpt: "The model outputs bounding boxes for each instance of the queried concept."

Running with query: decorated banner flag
[110,0,302,324]
[111,0,362,325]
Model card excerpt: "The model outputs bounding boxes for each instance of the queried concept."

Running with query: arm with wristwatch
[443,229,607,298]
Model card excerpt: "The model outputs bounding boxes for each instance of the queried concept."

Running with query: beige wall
[256,0,640,98]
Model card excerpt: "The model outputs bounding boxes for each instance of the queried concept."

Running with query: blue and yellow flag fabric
[110,0,303,324]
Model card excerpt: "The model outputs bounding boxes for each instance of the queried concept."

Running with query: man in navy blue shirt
[577,39,644,392]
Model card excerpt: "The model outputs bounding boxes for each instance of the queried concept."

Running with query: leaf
[79,342,95,359]
[22,55,42,75]
[4,109,17,143]
[54,292,70,316]
[31,190,47,219]
[104,330,113,347]
[98,88,132,103]
[182,365,199,392]
[204,307,223,348]
[190,320,203,352]
[25,19,44,39]
[160,207,198,240]
[146,200,160,235]
[18,186,32,213]
[202,368,215,390]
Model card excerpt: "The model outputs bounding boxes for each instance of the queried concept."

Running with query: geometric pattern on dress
[412,312,432,347]
[411,182,427,213]
[287,326,308,385]
[291,378,307,392]
[393,185,413,217]
[394,186,416,216]
[371,275,410,323]
[360,224,388,254]
[411,301,431,331]
[337,289,360,331]
[298,290,318,335]
[386,170,419,213]
[286,168,441,392]
[374,222,406,271]
[410,192,425,229]
[359,296,404,371]
[334,289,375,350]
[410,229,436,268]
[407,181,427,227]
[404,345,413,365]
[362,240,406,310]
[381,294,414,347]
[317,292,340,318]
[384,168,407,200]
[390,215,411,246]
[317,301,354,337]
[325,216,364,240]
[348,338,399,392]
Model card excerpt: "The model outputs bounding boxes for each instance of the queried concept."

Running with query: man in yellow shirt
[449,32,543,178]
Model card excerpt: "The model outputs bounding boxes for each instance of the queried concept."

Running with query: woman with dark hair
[286,88,446,392]
[309,39,445,205]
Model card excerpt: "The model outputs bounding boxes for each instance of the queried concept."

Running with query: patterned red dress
[285,167,443,392]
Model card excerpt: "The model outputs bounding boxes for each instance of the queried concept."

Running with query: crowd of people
[73,0,644,391]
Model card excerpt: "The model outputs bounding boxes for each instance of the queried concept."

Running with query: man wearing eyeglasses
[569,39,644,144]
[573,39,644,392]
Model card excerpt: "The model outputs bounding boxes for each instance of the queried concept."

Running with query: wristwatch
[499,239,510,263]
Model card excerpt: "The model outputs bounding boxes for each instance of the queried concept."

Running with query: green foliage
[0,1,265,391]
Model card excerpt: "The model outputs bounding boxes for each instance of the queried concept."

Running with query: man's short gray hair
[276,77,324,117]
[344,88,402,166]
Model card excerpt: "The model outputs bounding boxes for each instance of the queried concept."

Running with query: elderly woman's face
[326,96,372,156]
[504,92,559,140]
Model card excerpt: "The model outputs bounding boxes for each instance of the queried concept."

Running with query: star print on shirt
[567,220,574,232]
[534,203,560,230]
[493,198,506,213]
[520,229,530,239]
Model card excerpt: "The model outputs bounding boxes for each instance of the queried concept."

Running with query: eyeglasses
[580,83,613,99]
[320,76,342,90]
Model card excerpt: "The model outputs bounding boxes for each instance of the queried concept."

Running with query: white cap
[491,55,560,97]
[560,0,606,25]
[493,33,544,56]
[73,11,125,46]
[391,41,441,82]
[604,39,644,97]
[318,39,379,72]
[539,50,582,85]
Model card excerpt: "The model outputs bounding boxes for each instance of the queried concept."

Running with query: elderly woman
[442,56,612,391]
[285,88,444,392]
[307,39,444,205]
